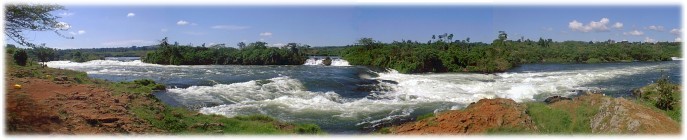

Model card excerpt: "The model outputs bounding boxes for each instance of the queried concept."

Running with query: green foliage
[305,46,345,56]
[655,74,676,110]
[13,49,28,66]
[67,51,101,62]
[343,32,680,74]
[29,44,58,62]
[142,38,309,65]
[56,46,156,61]
[525,102,595,134]
[635,74,681,122]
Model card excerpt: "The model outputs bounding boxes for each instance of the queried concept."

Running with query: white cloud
[675,37,682,42]
[259,32,273,37]
[177,20,189,25]
[623,30,644,36]
[644,37,656,43]
[568,18,613,32]
[70,30,86,35]
[59,12,74,17]
[54,22,71,30]
[127,13,135,17]
[101,40,157,47]
[647,25,665,31]
[211,25,250,30]
[612,22,623,29]
[670,28,681,36]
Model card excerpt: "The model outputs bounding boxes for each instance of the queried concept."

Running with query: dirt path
[6,77,158,134]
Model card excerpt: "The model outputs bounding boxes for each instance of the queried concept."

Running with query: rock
[543,95,571,104]
[390,98,537,134]
[323,57,332,66]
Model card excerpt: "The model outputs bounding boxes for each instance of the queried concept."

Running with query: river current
[46,57,681,133]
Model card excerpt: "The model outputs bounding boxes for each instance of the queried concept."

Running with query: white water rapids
[45,58,679,132]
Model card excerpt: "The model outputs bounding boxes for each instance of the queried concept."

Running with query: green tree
[237,42,246,49]
[13,49,28,66]
[29,44,57,63]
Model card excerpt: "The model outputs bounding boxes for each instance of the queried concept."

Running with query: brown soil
[6,77,158,134]
[390,98,537,134]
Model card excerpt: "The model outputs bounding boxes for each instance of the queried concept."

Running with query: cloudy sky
[11,6,681,49]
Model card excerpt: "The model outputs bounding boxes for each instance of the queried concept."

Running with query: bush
[13,49,28,66]
[655,74,676,110]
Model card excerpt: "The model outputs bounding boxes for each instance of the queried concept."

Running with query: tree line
[141,37,310,65]
[341,32,681,73]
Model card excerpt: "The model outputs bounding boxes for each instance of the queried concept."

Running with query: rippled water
[46,57,681,133]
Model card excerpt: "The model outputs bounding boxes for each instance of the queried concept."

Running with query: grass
[634,82,682,122]
[524,102,596,134]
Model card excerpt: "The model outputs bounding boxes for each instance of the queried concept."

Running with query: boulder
[323,57,332,66]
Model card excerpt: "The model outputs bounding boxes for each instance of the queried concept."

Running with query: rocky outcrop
[581,94,680,134]
[390,98,537,134]
[323,57,332,66]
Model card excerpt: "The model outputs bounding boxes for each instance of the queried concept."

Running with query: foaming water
[303,56,351,66]
[45,58,681,133]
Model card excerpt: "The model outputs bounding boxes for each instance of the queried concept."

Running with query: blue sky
[12,6,681,49]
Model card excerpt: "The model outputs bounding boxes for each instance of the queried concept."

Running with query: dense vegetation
[57,45,157,62]
[142,38,309,65]
[342,32,681,73]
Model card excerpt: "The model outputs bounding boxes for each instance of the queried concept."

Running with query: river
[45,57,681,133]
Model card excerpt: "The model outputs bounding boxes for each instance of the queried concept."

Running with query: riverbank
[382,85,681,134]
[5,57,322,134]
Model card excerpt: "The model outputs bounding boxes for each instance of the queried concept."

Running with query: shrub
[13,49,28,66]
[655,74,675,110]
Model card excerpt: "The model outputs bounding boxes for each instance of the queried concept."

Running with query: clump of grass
[295,124,322,134]
[525,102,595,134]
